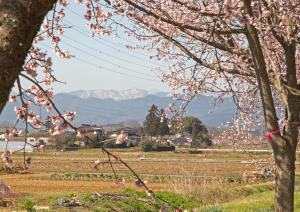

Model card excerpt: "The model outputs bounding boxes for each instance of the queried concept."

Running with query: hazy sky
[23,1,171,93]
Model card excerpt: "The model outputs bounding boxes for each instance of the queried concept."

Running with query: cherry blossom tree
[88,0,299,211]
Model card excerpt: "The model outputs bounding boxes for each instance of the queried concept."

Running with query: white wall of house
[26,137,50,144]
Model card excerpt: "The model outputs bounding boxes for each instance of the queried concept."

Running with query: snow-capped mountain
[66,88,170,100]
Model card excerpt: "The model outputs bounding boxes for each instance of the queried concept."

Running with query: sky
[22,1,171,94]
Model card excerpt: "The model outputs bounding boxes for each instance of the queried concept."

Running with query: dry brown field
[0,148,299,211]
[1,148,299,195]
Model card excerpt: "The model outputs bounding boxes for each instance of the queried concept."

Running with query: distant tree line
[143,104,211,147]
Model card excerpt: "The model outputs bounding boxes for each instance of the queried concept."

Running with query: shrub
[103,139,128,148]
[192,133,212,147]
[139,140,155,152]
[154,146,175,151]
[139,140,175,152]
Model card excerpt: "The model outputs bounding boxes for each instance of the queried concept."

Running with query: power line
[63,33,159,70]
[61,39,156,78]
[64,19,160,66]
[75,57,160,82]
[39,43,160,82]
[62,9,168,68]
[62,34,157,77]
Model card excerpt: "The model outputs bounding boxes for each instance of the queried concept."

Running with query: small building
[27,130,51,144]
[170,136,192,147]
[78,124,105,136]
[26,136,50,144]
[78,124,105,144]
[102,123,125,133]
[128,135,141,145]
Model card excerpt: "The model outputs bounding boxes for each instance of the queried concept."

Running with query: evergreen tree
[158,108,170,136]
[143,105,159,138]
[191,121,199,140]
[182,116,208,136]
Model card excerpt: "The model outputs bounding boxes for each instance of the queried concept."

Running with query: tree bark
[0,0,57,114]
[272,135,297,212]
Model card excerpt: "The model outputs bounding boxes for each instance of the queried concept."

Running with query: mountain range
[0,89,236,127]
[66,88,171,100]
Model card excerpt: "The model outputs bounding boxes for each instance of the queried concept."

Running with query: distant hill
[0,90,236,127]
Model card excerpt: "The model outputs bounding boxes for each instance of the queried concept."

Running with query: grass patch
[202,186,300,212]
[220,190,275,211]
[155,191,199,210]
[9,189,200,211]
[4,179,300,211]
[236,182,274,196]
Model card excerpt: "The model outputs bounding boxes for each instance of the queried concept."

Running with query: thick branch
[244,0,281,141]
[0,0,57,114]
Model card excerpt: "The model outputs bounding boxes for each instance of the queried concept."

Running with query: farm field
[0,148,300,211]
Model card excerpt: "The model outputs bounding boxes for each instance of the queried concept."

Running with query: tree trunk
[272,131,298,211]
[0,0,57,114]
[270,94,299,212]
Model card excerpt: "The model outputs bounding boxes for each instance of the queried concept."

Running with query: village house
[169,136,192,147]
[26,130,51,144]
[106,127,141,147]
[78,124,105,144]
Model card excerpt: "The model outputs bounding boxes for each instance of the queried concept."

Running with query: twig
[17,77,29,169]
[5,119,19,151]
[107,153,118,179]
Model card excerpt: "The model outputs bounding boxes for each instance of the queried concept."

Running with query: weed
[169,172,233,205]
[21,199,35,212]
[81,193,94,202]
[67,192,77,198]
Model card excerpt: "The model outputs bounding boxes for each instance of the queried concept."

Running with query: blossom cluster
[47,112,76,135]
[1,150,13,169]
[115,130,128,144]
